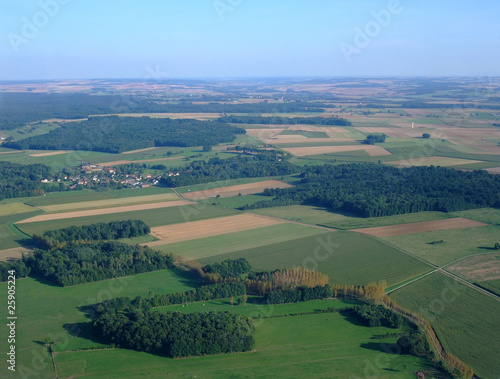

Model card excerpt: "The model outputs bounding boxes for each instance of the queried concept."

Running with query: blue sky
[1,0,499,80]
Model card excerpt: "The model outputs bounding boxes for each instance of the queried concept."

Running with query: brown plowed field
[182,180,293,200]
[352,217,487,237]
[145,213,285,245]
[29,151,71,157]
[16,200,194,223]
[0,246,33,261]
[282,145,392,157]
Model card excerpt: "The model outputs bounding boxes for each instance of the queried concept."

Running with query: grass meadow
[391,272,500,379]
[198,231,432,286]
[54,311,436,379]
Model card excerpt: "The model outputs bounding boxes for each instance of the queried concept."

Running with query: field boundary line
[438,268,500,301]
[386,269,437,295]
[250,213,337,232]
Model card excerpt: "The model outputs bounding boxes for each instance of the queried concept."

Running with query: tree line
[264,285,333,304]
[5,116,246,153]
[363,134,386,145]
[242,163,500,217]
[202,258,252,280]
[218,115,351,126]
[347,304,404,328]
[33,220,150,249]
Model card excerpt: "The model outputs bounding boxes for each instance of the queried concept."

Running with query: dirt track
[352,217,487,237]
[182,180,293,200]
[144,214,285,245]
[16,200,194,223]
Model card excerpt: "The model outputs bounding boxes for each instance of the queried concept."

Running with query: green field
[153,223,327,260]
[199,231,431,286]
[251,205,452,230]
[175,176,288,194]
[277,130,330,138]
[0,210,45,248]
[391,272,500,379]
[382,225,500,266]
[0,269,199,378]
[475,279,500,296]
[197,193,273,209]
[450,207,500,225]
[17,204,239,236]
[54,311,436,379]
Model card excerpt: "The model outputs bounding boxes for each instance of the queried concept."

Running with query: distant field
[199,231,431,286]
[251,205,453,230]
[352,217,487,237]
[16,200,193,223]
[445,253,500,282]
[17,204,239,236]
[153,222,326,260]
[146,214,285,245]
[54,311,433,379]
[175,176,288,194]
[387,156,485,167]
[282,144,392,157]
[37,192,180,213]
[182,179,292,200]
[382,225,500,266]
[0,269,199,379]
[391,272,500,379]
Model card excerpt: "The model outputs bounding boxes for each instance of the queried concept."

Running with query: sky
[1,0,499,80]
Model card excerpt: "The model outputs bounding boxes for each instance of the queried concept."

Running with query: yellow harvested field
[352,217,487,237]
[182,180,293,200]
[29,151,71,157]
[282,145,392,157]
[144,214,285,245]
[387,156,484,167]
[96,156,185,167]
[0,246,33,262]
[16,200,194,223]
[38,193,180,213]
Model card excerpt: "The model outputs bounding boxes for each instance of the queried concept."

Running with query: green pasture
[54,312,436,379]
[391,272,500,379]
[199,231,431,286]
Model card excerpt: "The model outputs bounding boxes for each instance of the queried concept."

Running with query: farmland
[381,225,500,266]
[1,77,500,378]
[199,231,432,286]
[55,311,435,379]
[391,272,500,378]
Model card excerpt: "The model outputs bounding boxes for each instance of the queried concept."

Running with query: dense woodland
[24,242,174,286]
[218,115,351,126]
[363,134,387,145]
[243,163,500,217]
[161,153,297,187]
[348,304,404,328]
[92,310,255,358]
[0,92,325,130]
[5,116,246,153]
[264,285,333,304]
[33,220,150,249]
[0,162,64,200]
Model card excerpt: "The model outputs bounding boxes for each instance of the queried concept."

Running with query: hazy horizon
[2,0,500,80]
